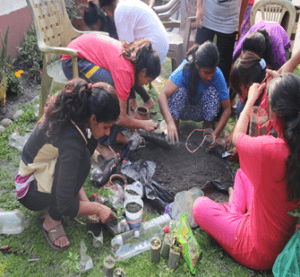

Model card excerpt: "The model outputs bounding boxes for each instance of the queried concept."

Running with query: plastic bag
[171,187,204,228]
[80,240,93,273]
[175,213,201,274]
[9,129,31,151]
[273,229,300,277]
[108,185,124,209]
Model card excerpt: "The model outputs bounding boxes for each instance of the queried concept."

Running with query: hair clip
[87,128,92,139]
[259,58,266,70]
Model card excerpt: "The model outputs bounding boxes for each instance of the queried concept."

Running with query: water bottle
[0,209,25,234]
[143,214,171,229]
[111,218,169,261]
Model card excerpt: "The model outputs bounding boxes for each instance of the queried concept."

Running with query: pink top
[234,133,300,268]
[62,33,135,101]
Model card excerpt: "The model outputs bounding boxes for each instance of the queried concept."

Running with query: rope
[185,129,215,153]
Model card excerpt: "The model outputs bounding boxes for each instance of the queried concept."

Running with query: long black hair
[120,38,161,79]
[268,73,300,201]
[183,42,219,104]
[40,79,120,137]
[242,29,279,69]
[230,51,266,99]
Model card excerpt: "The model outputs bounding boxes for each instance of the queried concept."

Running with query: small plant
[62,251,81,276]
[115,207,125,222]
[65,0,85,20]
[15,24,43,85]
[0,27,24,105]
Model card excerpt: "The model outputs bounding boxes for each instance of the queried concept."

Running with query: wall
[0,0,32,62]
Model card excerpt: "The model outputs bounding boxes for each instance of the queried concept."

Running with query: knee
[193,196,211,225]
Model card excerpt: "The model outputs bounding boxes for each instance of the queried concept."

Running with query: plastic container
[124,197,144,230]
[0,209,25,234]
[124,182,143,201]
[143,214,171,230]
[8,130,31,152]
[111,222,165,261]
[171,187,204,228]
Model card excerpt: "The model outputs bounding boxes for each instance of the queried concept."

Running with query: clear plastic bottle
[8,129,31,152]
[0,209,25,234]
[111,219,168,261]
[143,214,171,229]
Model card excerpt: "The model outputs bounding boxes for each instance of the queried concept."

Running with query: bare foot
[228,187,234,202]
[96,144,115,161]
[43,214,70,249]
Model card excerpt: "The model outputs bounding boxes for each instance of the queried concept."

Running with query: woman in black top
[15,79,119,250]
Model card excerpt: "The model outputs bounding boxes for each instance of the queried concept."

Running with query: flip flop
[40,218,69,251]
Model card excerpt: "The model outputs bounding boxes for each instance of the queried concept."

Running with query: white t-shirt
[202,0,240,34]
[114,0,169,64]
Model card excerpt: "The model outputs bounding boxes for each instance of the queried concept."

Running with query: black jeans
[19,148,91,220]
[195,26,237,85]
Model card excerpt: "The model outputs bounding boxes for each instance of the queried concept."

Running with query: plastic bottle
[111,218,169,261]
[92,193,106,205]
[8,129,31,152]
[143,214,171,230]
[0,209,25,234]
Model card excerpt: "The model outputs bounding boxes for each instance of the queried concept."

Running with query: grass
[0,58,275,277]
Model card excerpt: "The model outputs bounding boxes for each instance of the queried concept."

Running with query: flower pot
[150,236,161,264]
[103,255,115,277]
[161,233,172,259]
[135,106,150,120]
[124,181,143,201]
[113,267,126,277]
[168,245,181,270]
[108,174,127,188]
[124,197,144,230]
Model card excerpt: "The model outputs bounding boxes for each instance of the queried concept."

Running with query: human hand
[236,26,241,41]
[86,214,99,224]
[196,8,204,28]
[97,204,117,224]
[224,133,233,151]
[227,147,238,162]
[247,83,266,105]
[166,122,179,145]
[266,69,279,82]
[205,132,216,153]
[142,120,159,132]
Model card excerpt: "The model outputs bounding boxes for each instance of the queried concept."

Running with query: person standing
[195,0,249,85]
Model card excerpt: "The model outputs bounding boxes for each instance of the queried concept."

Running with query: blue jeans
[196,26,237,85]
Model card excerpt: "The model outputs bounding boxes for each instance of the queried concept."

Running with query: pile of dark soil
[118,124,234,204]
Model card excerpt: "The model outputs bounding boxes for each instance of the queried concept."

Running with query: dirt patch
[0,77,40,121]
[126,123,233,204]
[125,202,142,213]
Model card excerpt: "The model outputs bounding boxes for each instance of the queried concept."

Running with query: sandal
[40,218,69,251]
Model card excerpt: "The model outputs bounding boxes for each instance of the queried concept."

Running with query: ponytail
[230,51,266,99]
[268,73,300,201]
[40,78,120,138]
[120,38,161,79]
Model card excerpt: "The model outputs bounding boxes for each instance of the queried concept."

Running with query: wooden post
[113,267,126,277]
[150,237,161,264]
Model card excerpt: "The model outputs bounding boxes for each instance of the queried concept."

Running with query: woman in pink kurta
[193,73,300,270]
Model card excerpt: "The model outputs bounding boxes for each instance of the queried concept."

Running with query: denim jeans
[195,26,237,85]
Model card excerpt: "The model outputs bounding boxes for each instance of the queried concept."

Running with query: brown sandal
[40,218,69,251]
